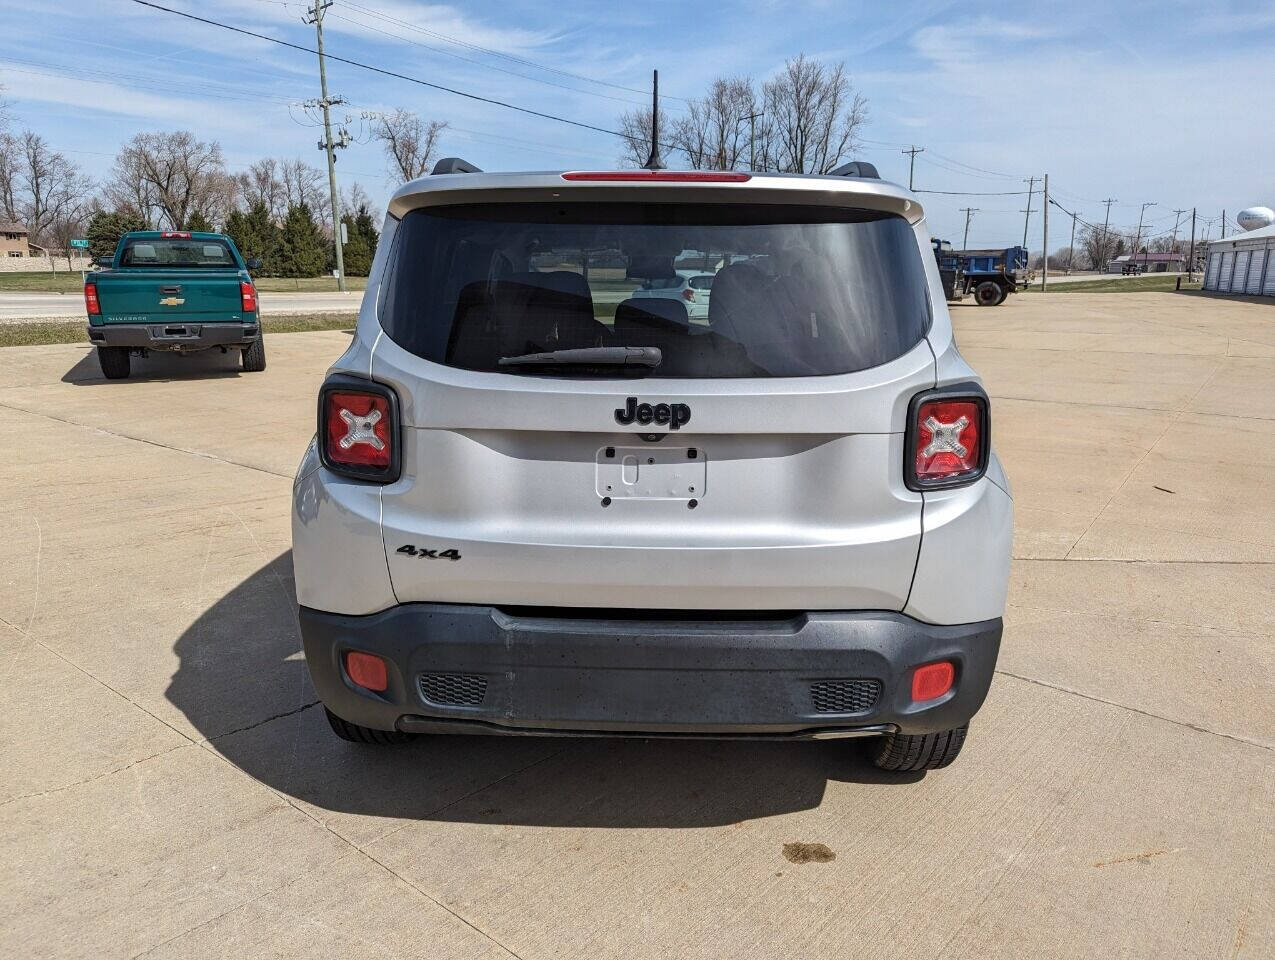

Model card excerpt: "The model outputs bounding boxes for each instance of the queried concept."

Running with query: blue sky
[2,0,1273,249]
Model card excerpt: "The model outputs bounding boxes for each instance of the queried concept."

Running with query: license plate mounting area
[595,446,706,500]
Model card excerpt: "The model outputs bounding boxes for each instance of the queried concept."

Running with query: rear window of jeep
[380,202,930,378]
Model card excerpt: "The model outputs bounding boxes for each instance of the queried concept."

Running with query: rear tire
[974,281,1003,307]
[241,337,266,372]
[97,346,130,380]
[324,707,415,745]
[871,724,968,772]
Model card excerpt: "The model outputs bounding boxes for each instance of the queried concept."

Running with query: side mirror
[246,257,263,271]
[93,256,113,268]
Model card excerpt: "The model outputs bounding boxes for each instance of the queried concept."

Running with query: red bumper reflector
[344,650,388,692]
[912,661,955,702]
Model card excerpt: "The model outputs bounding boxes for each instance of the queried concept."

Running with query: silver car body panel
[294,173,1012,624]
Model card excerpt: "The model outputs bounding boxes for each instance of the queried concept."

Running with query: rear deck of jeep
[294,169,1012,755]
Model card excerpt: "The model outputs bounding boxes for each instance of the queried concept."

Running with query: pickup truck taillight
[681,288,696,302]
[84,281,101,316]
[318,377,401,483]
[240,281,258,314]
[905,384,989,490]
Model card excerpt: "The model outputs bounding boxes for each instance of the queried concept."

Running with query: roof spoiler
[431,157,483,175]
[828,161,880,179]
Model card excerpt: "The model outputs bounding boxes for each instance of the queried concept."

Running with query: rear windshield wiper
[498,346,662,368]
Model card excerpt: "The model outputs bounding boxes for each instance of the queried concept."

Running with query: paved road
[1,291,1271,959]
[0,290,363,322]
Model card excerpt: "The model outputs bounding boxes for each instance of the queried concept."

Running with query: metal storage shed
[1202,222,1275,297]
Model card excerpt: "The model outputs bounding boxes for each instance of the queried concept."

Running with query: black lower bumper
[300,604,1002,740]
[87,322,258,352]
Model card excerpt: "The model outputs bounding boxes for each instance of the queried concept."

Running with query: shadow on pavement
[63,345,245,385]
[168,552,921,829]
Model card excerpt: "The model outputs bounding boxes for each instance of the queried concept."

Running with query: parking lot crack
[995,669,1272,752]
[1,741,192,808]
[0,398,293,479]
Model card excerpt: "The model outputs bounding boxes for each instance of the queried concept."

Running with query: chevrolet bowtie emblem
[159,296,185,307]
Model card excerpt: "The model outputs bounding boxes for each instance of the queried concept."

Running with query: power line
[129,0,648,146]
[338,0,692,103]
[323,8,658,111]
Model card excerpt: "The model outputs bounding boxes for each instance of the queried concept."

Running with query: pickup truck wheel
[974,281,1003,307]
[324,707,415,745]
[241,337,267,372]
[871,724,968,772]
[97,346,131,380]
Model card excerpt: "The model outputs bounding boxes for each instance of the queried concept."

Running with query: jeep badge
[614,397,691,430]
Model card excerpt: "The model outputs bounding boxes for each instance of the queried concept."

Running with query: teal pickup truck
[85,231,266,379]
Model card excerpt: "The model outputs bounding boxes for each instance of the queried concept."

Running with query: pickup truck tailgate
[96,270,245,321]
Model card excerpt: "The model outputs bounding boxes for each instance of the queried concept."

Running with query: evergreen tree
[276,202,327,277]
[340,212,372,275]
[184,210,214,233]
[225,200,281,275]
[353,203,379,260]
[86,209,147,259]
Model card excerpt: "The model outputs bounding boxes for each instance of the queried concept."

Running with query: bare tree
[1,131,92,247]
[343,180,372,216]
[762,55,867,173]
[1079,223,1129,271]
[0,133,19,223]
[674,78,761,170]
[280,158,325,215]
[371,110,447,183]
[237,158,287,221]
[616,107,653,167]
[107,131,226,229]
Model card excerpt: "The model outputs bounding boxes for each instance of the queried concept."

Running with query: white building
[1202,222,1275,296]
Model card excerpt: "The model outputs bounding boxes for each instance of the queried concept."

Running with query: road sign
[70,238,90,249]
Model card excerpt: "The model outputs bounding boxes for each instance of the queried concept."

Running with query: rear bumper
[87,321,258,351]
[300,604,1002,739]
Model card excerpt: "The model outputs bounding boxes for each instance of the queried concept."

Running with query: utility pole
[1171,208,1187,273]
[1221,210,1226,239]
[1134,201,1156,274]
[1067,210,1078,274]
[1188,208,1196,281]
[1041,173,1049,291]
[1100,198,1117,272]
[305,1,347,293]
[959,207,978,250]
[901,145,924,190]
[739,111,762,171]
[1021,176,1038,249]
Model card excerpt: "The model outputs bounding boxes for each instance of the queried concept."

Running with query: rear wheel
[974,281,1003,307]
[241,337,267,372]
[97,346,130,379]
[871,724,968,772]
[324,707,415,744]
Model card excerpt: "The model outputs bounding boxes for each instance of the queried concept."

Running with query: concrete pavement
[0,291,1271,959]
[0,290,363,322]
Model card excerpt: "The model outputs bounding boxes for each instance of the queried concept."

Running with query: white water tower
[1236,206,1275,231]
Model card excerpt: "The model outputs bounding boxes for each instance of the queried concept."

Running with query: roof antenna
[643,69,666,171]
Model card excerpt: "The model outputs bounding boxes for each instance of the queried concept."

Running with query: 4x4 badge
[615,397,691,430]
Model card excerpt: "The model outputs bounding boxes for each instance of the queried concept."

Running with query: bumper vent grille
[810,679,881,714]
[419,673,488,706]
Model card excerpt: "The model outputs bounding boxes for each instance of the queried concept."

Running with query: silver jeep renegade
[291,160,1013,772]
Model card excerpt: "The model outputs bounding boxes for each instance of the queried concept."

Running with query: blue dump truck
[85,230,265,379]
[932,241,1031,306]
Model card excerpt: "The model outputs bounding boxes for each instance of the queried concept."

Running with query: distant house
[0,222,31,258]
[1106,251,1187,274]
